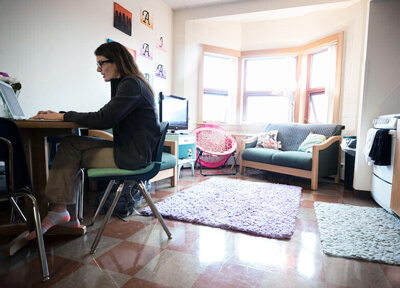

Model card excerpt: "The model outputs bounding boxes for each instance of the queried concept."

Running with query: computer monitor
[0,80,26,119]
[158,92,188,132]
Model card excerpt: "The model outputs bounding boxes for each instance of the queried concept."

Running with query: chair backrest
[136,121,169,180]
[191,125,237,156]
[0,117,32,194]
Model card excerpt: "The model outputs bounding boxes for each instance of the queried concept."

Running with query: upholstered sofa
[239,123,344,190]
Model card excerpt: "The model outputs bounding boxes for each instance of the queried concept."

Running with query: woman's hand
[30,110,65,121]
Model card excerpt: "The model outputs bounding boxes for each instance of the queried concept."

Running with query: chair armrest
[240,135,258,150]
[312,135,342,152]
[88,130,113,141]
[163,140,177,157]
[312,135,342,178]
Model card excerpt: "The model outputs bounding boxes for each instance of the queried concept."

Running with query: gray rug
[315,202,400,265]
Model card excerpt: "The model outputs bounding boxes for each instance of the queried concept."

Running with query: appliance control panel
[373,114,400,129]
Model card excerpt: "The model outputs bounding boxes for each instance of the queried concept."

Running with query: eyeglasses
[97,60,113,68]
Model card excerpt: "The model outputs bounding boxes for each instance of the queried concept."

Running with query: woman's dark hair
[95,41,153,93]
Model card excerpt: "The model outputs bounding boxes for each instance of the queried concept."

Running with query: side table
[166,133,197,179]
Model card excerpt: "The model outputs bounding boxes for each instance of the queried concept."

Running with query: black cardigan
[64,76,161,170]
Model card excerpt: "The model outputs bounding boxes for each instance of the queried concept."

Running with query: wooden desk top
[15,120,82,129]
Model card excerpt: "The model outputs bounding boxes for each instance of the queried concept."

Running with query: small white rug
[315,202,400,265]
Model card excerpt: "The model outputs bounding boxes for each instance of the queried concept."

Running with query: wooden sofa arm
[240,135,258,153]
[88,130,113,141]
[312,135,342,152]
[242,135,258,144]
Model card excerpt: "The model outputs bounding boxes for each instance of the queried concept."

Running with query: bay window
[198,32,343,128]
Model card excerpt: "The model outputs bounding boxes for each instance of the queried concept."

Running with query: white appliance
[371,114,400,213]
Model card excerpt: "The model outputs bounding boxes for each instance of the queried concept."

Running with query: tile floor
[1,168,399,288]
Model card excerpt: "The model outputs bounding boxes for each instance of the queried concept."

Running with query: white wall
[354,0,400,191]
[174,0,367,134]
[0,0,173,117]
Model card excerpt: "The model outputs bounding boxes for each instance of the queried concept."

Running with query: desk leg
[31,134,50,218]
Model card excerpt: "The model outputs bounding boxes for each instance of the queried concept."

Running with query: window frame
[197,32,344,129]
[305,49,328,123]
[198,45,241,124]
[242,55,298,123]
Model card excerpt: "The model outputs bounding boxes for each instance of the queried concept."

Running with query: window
[202,53,237,122]
[306,47,337,124]
[243,56,297,123]
[198,32,343,128]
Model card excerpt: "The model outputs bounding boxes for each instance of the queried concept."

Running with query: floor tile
[126,222,184,249]
[193,262,265,288]
[300,199,315,208]
[260,270,328,288]
[91,218,149,240]
[53,233,123,264]
[89,241,162,276]
[135,249,208,288]
[380,264,400,288]
[0,168,395,288]
[322,255,392,287]
[122,277,171,287]
[0,254,84,288]
[314,194,343,203]
[167,225,235,263]
[50,264,131,288]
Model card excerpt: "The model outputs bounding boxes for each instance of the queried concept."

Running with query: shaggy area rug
[142,178,302,238]
[315,202,400,265]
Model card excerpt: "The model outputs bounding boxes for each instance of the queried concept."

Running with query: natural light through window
[307,49,333,124]
[244,56,297,123]
[203,53,237,123]
[310,50,330,88]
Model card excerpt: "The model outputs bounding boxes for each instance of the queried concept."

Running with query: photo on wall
[107,38,136,60]
[140,42,153,60]
[114,2,132,36]
[155,63,166,79]
[140,7,153,30]
[156,34,166,52]
[143,72,154,87]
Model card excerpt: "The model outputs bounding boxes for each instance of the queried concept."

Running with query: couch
[88,130,177,187]
[239,123,344,190]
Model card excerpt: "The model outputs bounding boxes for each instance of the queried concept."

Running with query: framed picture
[114,3,132,36]
[140,7,153,30]
[107,39,136,60]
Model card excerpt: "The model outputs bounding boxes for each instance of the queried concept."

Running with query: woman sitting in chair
[27,41,160,239]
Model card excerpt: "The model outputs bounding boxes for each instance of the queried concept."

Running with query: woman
[28,42,160,239]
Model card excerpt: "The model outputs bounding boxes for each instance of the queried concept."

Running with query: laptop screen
[0,80,26,119]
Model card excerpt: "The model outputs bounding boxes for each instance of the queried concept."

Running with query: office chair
[0,117,49,281]
[81,122,172,254]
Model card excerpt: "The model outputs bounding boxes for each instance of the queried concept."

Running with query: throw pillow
[257,130,282,149]
[298,133,327,153]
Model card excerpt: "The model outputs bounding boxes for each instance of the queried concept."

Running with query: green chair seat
[160,152,176,171]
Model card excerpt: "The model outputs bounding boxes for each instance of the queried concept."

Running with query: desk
[16,120,82,217]
[166,134,196,179]
[1,120,87,256]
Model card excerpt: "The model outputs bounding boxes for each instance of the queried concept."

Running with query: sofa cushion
[256,130,281,149]
[263,123,344,151]
[160,152,176,171]
[241,147,282,164]
[271,151,313,171]
[298,133,326,153]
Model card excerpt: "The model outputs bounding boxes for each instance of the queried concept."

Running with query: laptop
[0,80,28,120]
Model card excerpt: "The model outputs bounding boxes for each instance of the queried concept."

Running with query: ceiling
[163,0,249,10]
